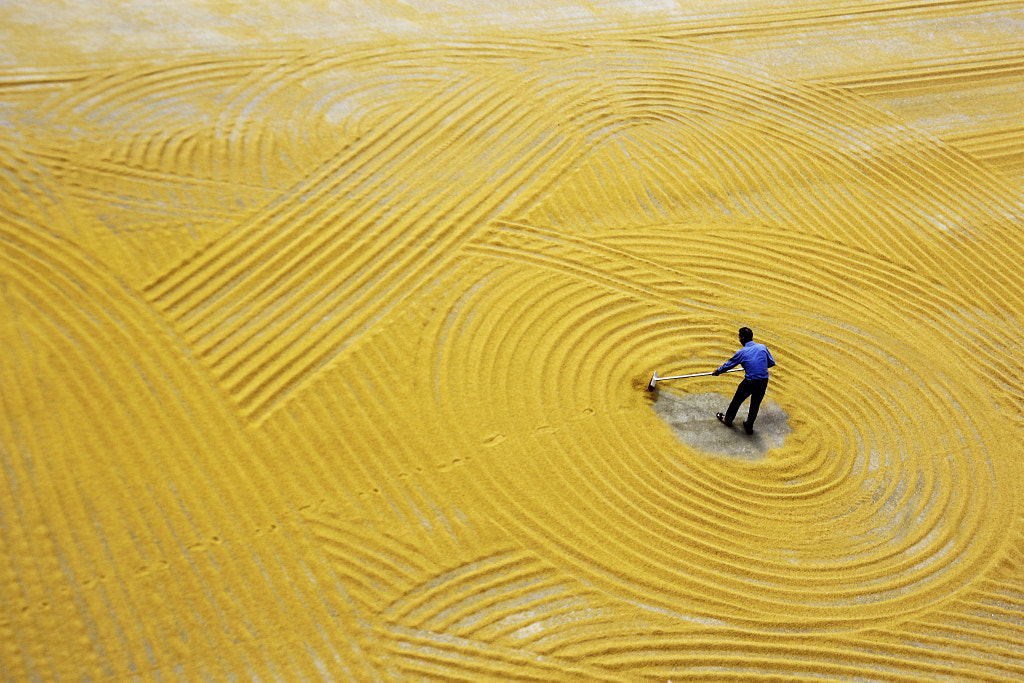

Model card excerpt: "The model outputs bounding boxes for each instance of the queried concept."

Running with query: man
[713,327,776,435]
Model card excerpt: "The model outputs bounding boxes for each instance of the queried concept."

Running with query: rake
[647,366,741,391]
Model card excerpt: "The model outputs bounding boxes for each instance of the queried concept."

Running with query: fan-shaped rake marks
[133,41,614,290]
[945,122,1024,174]
[203,42,587,184]
[42,55,288,127]
[475,220,999,388]
[209,49,455,176]
[144,42,806,309]
[0,326,125,680]
[823,50,1024,96]
[19,137,278,282]
[506,47,1024,296]
[193,90,558,362]
[303,497,522,605]
[0,142,80,239]
[601,226,1024,385]
[0,246,250,677]
[143,71,490,302]
[0,218,361,678]
[38,54,359,201]
[142,76,609,421]
[307,522,446,610]
[548,627,1022,680]
[46,48,541,187]
[388,563,567,637]
[471,222,710,306]
[517,66,864,227]
[843,620,1024,680]
[948,580,1024,652]
[272,343,473,516]
[902,608,1024,672]
[41,160,252,237]
[468,595,625,648]
[373,622,623,682]
[0,65,96,106]
[307,508,640,674]
[619,0,1022,44]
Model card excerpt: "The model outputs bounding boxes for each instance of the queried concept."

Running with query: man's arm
[712,350,742,376]
[766,348,776,368]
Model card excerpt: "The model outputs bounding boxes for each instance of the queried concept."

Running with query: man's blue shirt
[718,341,776,380]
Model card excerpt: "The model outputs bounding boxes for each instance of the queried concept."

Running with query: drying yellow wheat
[1,1,1023,679]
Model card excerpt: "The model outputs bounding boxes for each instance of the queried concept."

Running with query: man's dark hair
[739,327,753,342]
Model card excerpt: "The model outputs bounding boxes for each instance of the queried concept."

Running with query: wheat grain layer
[1,1,1024,679]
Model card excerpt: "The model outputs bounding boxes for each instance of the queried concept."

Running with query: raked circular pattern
[432,222,1017,631]
[417,44,1023,631]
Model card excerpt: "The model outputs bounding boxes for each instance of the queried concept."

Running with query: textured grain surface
[2,1,1023,679]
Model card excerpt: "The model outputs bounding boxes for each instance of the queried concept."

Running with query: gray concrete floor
[651,390,791,460]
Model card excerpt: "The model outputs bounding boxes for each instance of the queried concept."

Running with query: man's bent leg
[725,380,754,424]
[744,379,769,428]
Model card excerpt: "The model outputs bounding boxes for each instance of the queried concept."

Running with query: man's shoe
[742,422,754,435]
[716,412,732,427]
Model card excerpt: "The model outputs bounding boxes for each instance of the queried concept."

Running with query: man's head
[738,327,753,344]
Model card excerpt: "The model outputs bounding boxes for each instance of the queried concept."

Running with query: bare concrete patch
[651,390,791,460]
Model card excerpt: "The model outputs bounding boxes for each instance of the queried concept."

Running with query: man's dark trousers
[725,378,769,428]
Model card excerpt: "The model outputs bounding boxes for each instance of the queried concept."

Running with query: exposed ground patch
[651,390,791,459]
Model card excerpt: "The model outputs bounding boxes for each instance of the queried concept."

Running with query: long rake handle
[659,367,742,381]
